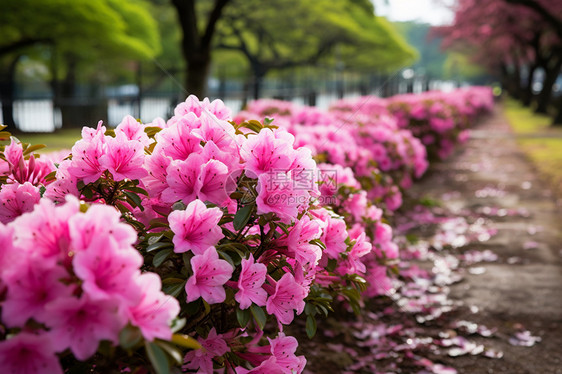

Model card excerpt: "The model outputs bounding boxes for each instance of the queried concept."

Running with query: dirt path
[414,107,562,373]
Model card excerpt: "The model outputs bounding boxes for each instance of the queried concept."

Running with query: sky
[372,0,455,25]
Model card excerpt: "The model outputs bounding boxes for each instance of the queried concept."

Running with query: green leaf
[170,318,186,333]
[22,143,46,155]
[145,341,170,374]
[125,186,149,196]
[171,334,202,350]
[153,248,173,267]
[306,315,317,338]
[233,204,253,231]
[162,278,186,298]
[236,307,251,328]
[119,324,143,350]
[250,304,267,330]
[326,258,337,272]
[155,340,183,365]
[146,241,173,253]
[123,190,144,211]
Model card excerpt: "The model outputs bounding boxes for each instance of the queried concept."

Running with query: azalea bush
[386,88,494,159]
[0,87,493,373]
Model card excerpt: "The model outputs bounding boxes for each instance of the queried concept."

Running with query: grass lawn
[8,128,81,152]
[503,98,562,196]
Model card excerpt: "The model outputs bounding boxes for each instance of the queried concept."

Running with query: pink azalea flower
[174,95,204,118]
[115,115,151,147]
[156,112,203,160]
[0,223,16,280]
[338,232,372,275]
[235,357,285,374]
[168,199,224,254]
[265,273,307,325]
[2,259,72,327]
[44,160,80,203]
[241,128,294,178]
[12,197,78,262]
[161,154,203,204]
[280,215,323,269]
[201,140,242,174]
[4,138,23,168]
[0,332,62,374]
[268,334,307,373]
[206,98,232,120]
[321,216,348,259]
[196,158,230,205]
[127,272,180,341]
[72,237,143,305]
[142,147,171,197]
[68,203,137,252]
[255,171,304,224]
[99,133,147,181]
[46,295,126,360]
[235,254,267,309]
[0,182,40,223]
[81,120,106,140]
[185,247,233,304]
[193,115,238,153]
[183,328,230,373]
[69,132,105,184]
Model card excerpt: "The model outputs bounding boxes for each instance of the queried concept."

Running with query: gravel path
[414,107,562,374]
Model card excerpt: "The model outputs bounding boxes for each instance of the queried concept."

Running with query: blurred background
[1,0,559,132]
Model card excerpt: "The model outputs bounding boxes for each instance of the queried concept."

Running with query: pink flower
[236,254,267,309]
[193,114,238,154]
[44,160,80,203]
[156,113,203,160]
[128,272,180,341]
[255,171,304,224]
[143,148,171,197]
[169,199,224,255]
[161,153,202,204]
[183,328,230,373]
[68,203,137,252]
[69,132,105,184]
[99,133,147,181]
[280,215,323,269]
[235,358,285,374]
[266,273,307,325]
[196,158,230,206]
[241,128,294,178]
[0,332,62,374]
[0,182,40,223]
[321,216,348,259]
[12,198,78,262]
[2,259,72,327]
[72,237,143,305]
[185,247,233,304]
[338,232,372,275]
[46,295,126,360]
[268,334,307,373]
[115,115,151,147]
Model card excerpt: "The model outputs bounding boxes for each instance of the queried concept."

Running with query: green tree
[0,0,160,129]
[170,0,231,98]
[213,0,416,98]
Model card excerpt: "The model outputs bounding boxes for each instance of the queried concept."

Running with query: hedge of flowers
[0,87,493,373]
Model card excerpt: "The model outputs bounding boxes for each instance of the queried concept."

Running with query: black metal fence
[2,70,448,132]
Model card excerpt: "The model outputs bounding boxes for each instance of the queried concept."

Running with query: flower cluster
[386,88,494,159]
[0,87,493,373]
[0,198,179,373]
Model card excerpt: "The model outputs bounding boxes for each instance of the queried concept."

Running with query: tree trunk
[185,53,210,98]
[522,64,537,107]
[0,55,20,131]
[535,58,561,114]
[551,98,562,126]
